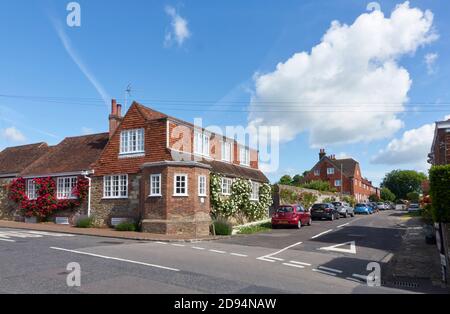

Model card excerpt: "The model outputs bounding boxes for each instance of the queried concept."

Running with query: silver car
[332,202,355,218]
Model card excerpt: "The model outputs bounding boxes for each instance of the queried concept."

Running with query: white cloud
[424,52,438,74]
[371,122,434,167]
[164,6,191,47]
[1,127,26,142]
[52,19,111,107]
[248,2,437,147]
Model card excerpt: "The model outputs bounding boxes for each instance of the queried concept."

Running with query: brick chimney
[109,99,123,138]
[319,149,326,160]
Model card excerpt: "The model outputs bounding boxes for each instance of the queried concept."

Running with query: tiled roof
[202,159,269,183]
[20,133,109,176]
[328,158,358,177]
[0,143,50,176]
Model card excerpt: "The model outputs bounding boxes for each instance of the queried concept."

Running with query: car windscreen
[332,202,342,206]
[277,206,294,213]
[312,204,327,210]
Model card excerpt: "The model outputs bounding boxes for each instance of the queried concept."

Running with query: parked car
[272,204,312,229]
[354,203,373,215]
[310,203,340,221]
[368,202,378,213]
[377,202,387,210]
[332,201,355,218]
[407,203,421,213]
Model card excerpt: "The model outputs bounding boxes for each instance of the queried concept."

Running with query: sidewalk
[0,220,227,242]
[383,214,450,293]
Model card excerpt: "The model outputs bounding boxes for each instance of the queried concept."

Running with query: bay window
[174,174,188,196]
[150,174,162,196]
[198,175,207,197]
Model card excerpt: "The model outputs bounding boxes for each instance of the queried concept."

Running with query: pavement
[0,211,444,294]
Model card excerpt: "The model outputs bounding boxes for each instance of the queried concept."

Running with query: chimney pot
[117,104,122,117]
[111,99,118,115]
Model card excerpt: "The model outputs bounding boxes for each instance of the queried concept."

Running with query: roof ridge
[2,142,48,150]
[64,132,109,139]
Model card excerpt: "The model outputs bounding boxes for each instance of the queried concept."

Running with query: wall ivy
[210,173,272,222]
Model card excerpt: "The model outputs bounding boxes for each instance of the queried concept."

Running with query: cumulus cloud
[1,127,26,142]
[424,52,438,74]
[164,6,191,47]
[248,2,437,147]
[371,122,435,167]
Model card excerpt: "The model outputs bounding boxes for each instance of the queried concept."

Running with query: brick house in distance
[303,149,380,202]
[0,99,268,237]
[428,117,450,165]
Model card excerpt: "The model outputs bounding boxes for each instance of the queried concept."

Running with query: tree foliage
[380,187,396,202]
[381,170,427,200]
[429,165,450,223]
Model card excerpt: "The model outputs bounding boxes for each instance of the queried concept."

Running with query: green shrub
[301,180,332,192]
[76,217,94,228]
[429,165,450,223]
[421,204,433,223]
[213,218,233,236]
[115,221,137,232]
[237,222,272,235]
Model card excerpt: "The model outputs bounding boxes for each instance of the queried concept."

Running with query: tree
[292,174,304,186]
[369,194,380,202]
[380,187,396,202]
[406,192,420,203]
[381,170,427,200]
[279,175,293,185]
[429,165,450,223]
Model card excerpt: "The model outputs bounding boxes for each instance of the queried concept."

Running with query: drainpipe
[81,170,94,217]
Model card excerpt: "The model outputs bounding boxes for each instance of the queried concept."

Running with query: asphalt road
[0,211,415,294]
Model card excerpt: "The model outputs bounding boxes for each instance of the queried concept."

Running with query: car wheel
[344,212,348,218]
[307,218,312,226]
[330,214,334,221]
[297,220,302,229]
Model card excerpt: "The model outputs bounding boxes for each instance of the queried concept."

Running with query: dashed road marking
[318,266,343,274]
[264,257,284,261]
[283,263,305,269]
[313,268,337,276]
[311,229,333,239]
[192,246,206,250]
[257,257,277,263]
[209,249,227,254]
[289,261,312,266]
[230,253,248,257]
[155,241,167,245]
[50,247,180,272]
[0,238,16,242]
[171,244,185,247]
[337,223,350,228]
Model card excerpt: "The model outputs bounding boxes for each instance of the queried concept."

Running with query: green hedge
[429,165,450,223]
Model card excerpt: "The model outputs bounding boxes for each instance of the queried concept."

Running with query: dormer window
[194,131,210,157]
[120,129,144,155]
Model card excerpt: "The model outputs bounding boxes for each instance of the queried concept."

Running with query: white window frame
[327,167,335,175]
[120,128,145,155]
[198,175,207,197]
[334,179,342,187]
[221,177,233,195]
[194,131,210,157]
[240,147,250,166]
[57,176,77,200]
[149,174,162,197]
[174,174,188,196]
[103,175,128,199]
[250,181,260,201]
[26,179,37,200]
[314,169,320,176]
[221,140,232,162]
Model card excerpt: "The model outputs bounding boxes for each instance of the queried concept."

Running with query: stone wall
[0,178,18,220]
[90,175,141,226]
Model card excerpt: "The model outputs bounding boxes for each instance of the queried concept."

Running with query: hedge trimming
[429,165,450,223]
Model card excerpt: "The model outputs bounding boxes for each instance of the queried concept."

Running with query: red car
[272,204,312,229]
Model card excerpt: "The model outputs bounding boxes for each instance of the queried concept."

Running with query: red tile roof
[20,133,109,177]
[0,143,50,176]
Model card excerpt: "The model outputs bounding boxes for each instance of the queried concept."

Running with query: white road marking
[312,268,337,276]
[50,247,180,272]
[257,241,303,263]
[319,241,357,254]
[0,238,16,242]
[209,249,226,254]
[155,241,167,245]
[318,266,343,274]
[381,253,394,263]
[346,277,364,283]
[311,229,333,239]
[264,257,284,261]
[289,261,312,266]
[257,257,277,263]
[337,223,350,228]
[171,244,185,247]
[352,274,368,281]
[192,247,206,250]
[283,263,305,269]
[230,253,248,257]
[27,231,75,237]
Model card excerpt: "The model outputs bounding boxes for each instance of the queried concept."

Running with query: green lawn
[236,222,272,235]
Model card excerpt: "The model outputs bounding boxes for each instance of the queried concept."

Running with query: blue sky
[0,0,449,185]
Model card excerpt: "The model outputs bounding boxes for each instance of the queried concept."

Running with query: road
[0,211,415,294]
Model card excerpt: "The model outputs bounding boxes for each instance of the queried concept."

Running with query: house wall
[141,164,211,237]
[90,175,141,226]
[433,128,450,165]
[304,160,352,194]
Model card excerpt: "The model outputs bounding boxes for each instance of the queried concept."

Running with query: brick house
[303,149,380,202]
[428,117,450,165]
[0,100,268,237]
